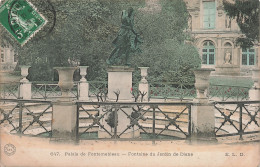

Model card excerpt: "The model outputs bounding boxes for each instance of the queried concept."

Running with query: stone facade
[0,45,17,72]
[184,0,259,76]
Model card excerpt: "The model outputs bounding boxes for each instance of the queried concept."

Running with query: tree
[223,0,259,48]
[130,0,201,83]
[1,0,200,83]
[1,0,119,81]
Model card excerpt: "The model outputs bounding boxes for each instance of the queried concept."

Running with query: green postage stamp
[0,0,46,45]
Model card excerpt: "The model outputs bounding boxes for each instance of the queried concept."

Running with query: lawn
[209,76,253,88]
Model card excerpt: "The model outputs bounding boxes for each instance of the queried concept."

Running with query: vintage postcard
[0,0,259,166]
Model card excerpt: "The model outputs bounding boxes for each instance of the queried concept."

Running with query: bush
[132,39,201,84]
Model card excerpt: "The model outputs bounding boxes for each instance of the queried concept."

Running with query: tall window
[1,49,4,62]
[203,1,216,29]
[242,48,255,65]
[202,41,215,65]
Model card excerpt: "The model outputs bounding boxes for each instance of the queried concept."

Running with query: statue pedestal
[107,66,134,100]
[98,66,140,138]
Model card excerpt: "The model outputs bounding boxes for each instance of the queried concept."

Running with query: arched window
[202,41,215,65]
[242,48,255,65]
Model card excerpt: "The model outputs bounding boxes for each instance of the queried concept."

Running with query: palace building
[0,44,18,72]
[184,0,258,76]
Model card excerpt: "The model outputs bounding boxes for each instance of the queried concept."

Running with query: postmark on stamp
[0,0,47,45]
[4,143,16,156]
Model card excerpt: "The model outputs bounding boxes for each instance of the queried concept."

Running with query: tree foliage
[223,0,259,48]
[131,0,200,83]
[1,0,118,80]
[0,0,200,83]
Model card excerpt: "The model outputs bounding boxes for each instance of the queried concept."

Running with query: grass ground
[210,75,253,87]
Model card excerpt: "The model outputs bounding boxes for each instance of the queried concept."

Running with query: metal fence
[149,82,251,101]
[31,81,78,100]
[76,101,192,141]
[0,82,20,99]
[0,81,252,102]
[149,82,196,101]
[209,85,250,101]
[0,99,52,137]
[0,99,259,141]
[214,101,260,140]
[88,81,108,97]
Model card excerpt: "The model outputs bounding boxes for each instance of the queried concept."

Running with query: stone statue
[106,7,142,66]
[224,51,232,65]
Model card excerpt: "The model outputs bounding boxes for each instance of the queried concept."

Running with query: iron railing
[149,82,196,101]
[88,81,108,97]
[0,99,52,137]
[0,82,20,99]
[76,101,192,142]
[214,100,260,140]
[0,81,252,102]
[1,98,259,141]
[149,82,251,101]
[31,81,78,100]
[209,85,250,101]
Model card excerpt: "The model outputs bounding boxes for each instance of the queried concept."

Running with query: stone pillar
[19,66,31,99]
[215,38,222,68]
[249,68,260,101]
[191,68,217,142]
[51,67,78,143]
[138,67,149,102]
[78,66,89,101]
[99,66,139,138]
[51,101,77,142]
[233,47,239,66]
